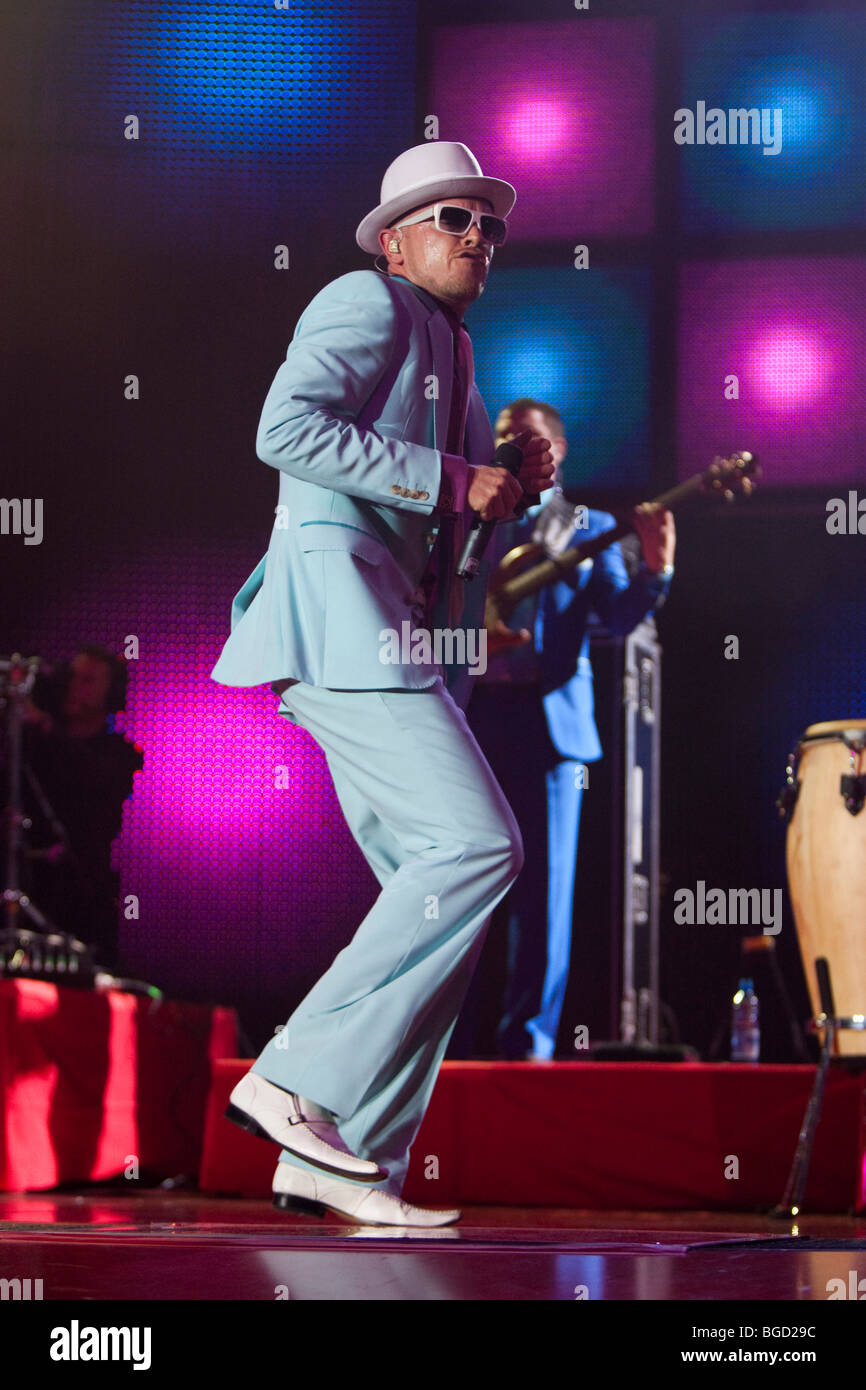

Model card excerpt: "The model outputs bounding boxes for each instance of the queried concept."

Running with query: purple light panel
[430,20,655,240]
[677,258,866,485]
[16,536,376,1006]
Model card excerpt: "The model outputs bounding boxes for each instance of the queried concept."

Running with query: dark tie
[436,322,473,626]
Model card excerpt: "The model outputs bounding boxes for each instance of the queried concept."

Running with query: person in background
[450,398,675,1061]
[22,645,142,971]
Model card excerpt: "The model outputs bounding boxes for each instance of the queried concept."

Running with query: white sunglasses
[394,202,508,246]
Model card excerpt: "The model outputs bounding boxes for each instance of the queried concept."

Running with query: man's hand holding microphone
[458,430,555,581]
[465,428,555,521]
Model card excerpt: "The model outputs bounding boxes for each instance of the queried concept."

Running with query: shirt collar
[389,273,465,332]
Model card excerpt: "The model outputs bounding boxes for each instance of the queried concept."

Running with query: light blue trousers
[249,677,523,1196]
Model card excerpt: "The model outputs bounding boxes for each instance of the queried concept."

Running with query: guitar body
[484,541,549,656]
[489,541,547,590]
[484,451,758,635]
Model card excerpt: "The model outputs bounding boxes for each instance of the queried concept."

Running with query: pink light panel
[430,19,655,240]
[15,534,377,1008]
[677,257,866,485]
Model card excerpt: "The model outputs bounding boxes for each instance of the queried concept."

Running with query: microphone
[456,440,532,580]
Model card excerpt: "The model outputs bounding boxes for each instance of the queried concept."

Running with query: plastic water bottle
[731,978,760,1062]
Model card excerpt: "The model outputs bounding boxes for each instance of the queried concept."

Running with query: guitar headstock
[702,451,760,502]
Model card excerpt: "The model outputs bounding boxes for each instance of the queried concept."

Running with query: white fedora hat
[356,141,516,255]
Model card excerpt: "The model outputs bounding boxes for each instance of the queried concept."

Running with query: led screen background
[6,539,379,1021]
[677,257,866,485]
[429,19,656,241]
[466,268,651,490]
[427,8,866,492]
[678,11,866,232]
[24,0,417,254]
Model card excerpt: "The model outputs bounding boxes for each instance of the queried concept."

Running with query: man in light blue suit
[452,398,675,1061]
[211,143,554,1227]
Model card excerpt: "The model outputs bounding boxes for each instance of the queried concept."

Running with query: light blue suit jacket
[211,270,495,693]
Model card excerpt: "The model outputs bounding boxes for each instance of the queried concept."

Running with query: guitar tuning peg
[723,488,735,502]
[740,477,753,496]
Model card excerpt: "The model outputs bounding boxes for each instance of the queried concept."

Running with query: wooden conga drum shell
[786,720,866,1056]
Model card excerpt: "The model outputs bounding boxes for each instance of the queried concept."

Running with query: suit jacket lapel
[425,312,454,451]
[385,274,454,451]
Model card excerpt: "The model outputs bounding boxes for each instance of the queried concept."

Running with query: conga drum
[785,720,866,1055]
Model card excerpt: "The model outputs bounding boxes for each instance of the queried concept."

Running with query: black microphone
[456,440,534,580]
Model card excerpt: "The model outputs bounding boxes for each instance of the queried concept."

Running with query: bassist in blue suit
[454,398,676,1061]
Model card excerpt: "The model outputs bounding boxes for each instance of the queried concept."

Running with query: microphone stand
[0,653,59,933]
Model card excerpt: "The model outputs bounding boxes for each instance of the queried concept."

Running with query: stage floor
[2,1187,865,1300]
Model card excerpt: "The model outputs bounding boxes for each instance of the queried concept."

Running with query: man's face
[64,654,112,717]
[385,197,495,310]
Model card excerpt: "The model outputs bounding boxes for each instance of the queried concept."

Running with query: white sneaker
[225,1073,386,1182]
[272,1161,462,1228]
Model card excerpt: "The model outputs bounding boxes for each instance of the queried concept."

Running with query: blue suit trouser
[248,677,523,1196]
[456,687,584,1060]
[516,762,583,1059]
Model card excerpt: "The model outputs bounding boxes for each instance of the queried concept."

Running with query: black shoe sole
[273,1193,329,1217]
[272,1191,460,1228]
[271,1192,396,1226]
[224,1102,274,1143]
[223,1103,389,1184]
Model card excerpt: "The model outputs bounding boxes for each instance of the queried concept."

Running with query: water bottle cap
[738,977,754,991]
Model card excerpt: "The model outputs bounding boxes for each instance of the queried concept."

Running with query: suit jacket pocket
[298,520,385,566]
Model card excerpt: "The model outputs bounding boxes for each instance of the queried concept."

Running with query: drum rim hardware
[777,720,866,821]
[811,1011,866,1033]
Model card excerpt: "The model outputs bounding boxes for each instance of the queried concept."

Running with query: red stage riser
[200,1059,866,1213]
[0,980,238,1191]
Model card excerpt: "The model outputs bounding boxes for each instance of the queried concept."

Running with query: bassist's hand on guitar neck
[631,502,676,573]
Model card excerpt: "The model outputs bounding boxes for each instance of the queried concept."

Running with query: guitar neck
[500,472,705,608]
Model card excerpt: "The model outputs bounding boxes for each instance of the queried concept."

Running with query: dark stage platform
[2,1188,865,1302]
